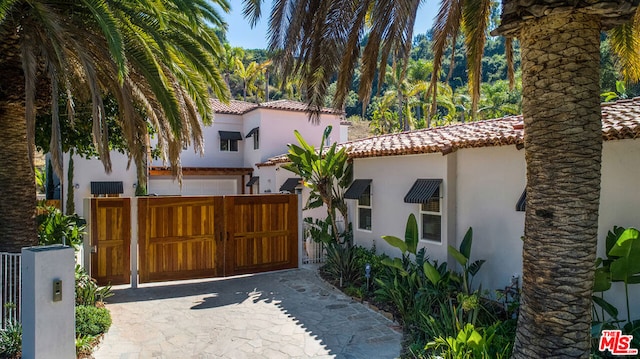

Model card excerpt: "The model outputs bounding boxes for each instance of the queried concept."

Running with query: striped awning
[246,176,259,187]
[280,178,301,193]
[90,181,124,195]
[219,131,243,141]
[246,127,259,138]
[404,179,442,203]
[516,190,526,212]
[344,179,372,199]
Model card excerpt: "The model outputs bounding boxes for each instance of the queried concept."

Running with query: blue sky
[225,2,439,49]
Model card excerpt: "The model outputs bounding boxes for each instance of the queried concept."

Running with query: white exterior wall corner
[597,139,640,319]
[349,154,451,261]
[454,139,640,320]
[149,112,245,168]
[64,151,138,218]
[455,145,526,292]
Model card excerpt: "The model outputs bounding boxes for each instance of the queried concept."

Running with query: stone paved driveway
[93,266,402,358]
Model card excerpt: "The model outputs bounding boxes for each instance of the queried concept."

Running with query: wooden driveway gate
[90,198,131,285]
[90,194,298,285]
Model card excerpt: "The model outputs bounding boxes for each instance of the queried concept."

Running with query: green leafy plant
[0,321,22,358]
[425,322,513,359]
[376,214,433,323]
[75,334,98,357]
[65,151,75,215]
[283,126,352,243]
[36,206,86,250]
[75,265,113,306]
[75,305,112,337]
[323,242,360,287]
[591,226,640,355]
[304,216,334,244]
[448,228,485,294]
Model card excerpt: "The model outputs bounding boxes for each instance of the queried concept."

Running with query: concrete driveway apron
[93,266,402,359]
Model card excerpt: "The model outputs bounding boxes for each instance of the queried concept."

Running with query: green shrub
[425,321,514,359]
[75,265,113,306]
[0,321,22,358]
[36,206,85,250]
[75,334,98,356]
[323,242,360,286]
[75,305,112,337]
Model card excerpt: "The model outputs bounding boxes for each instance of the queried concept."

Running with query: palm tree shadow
[106,268,401,358]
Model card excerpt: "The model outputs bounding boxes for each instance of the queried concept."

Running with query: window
[404,179,442,242]
[220,139,238,152]
[246,127,259,150]
[358,184,372,231]
[219,131,242,152]
[420,186,441,242]
[253,129,259,150]
[345,179,373,231]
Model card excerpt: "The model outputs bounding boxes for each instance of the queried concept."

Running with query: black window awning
[404,179,442,203]
[344,179,372,199]
[246,176,259,187]
[280,178,301,192]
[219,131,243,141]
[516,190,526,212]
[246,127,259,138]
[90,181,124,195]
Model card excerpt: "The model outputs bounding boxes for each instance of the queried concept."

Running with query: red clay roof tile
[257,98,640,167]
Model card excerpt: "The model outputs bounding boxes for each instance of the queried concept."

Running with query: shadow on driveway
[94,266,402,358]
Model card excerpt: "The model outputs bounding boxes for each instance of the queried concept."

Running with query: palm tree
[0,0,230,253]
[218,43,245,88]
[244,0,640,356]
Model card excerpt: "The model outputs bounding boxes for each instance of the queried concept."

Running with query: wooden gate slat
[225,194,298,276]
[138,196,223,283]
[91,198,131,286]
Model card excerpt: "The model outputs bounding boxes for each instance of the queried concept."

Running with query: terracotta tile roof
[260,100,343,115]
[257,97,640,167]
[209,99,342,115]
[210,99,259,114]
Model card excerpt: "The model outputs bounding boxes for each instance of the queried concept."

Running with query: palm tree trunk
[513,12,601,358]
[0,102,37,253]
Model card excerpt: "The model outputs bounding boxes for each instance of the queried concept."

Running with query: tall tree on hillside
[0,0,230,253]
[244,0,640,356]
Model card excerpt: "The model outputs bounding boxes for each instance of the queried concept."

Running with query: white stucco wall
[456,145,526,291]
[258,110,343,162]
[348,138,640,321]
[455,139,640,317]
[149,113,245,168]
[242,110,262,169]
[597,139,640,319]
[64,152,137,217]
[350,154,454,262]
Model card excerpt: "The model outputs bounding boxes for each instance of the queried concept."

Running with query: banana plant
[283,126,351,243]
[448,228,485,295]
[594,226,640,324]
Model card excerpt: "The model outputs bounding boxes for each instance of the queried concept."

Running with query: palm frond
[242,0,263,27]
[609,10,640,83]
[429,0,463,118]
[462,0,491,116]
[77,0,126,82]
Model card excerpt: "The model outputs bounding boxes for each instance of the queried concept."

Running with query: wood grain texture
[138,196,223,283]
[91,198,131,286]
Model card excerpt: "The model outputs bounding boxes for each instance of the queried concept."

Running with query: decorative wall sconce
[73,183,80,189]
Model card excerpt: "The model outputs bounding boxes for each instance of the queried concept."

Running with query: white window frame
[419,185,442,243]
[220,138,239,152]
[357,184,372,232]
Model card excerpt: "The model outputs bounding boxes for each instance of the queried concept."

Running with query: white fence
[302,237,325,264]
[1,252,21,328]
